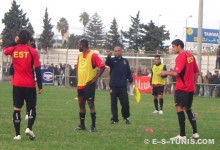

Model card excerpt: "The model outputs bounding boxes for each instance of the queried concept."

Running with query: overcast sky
[0,0,220,45]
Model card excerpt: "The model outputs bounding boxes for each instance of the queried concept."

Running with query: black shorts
[152,86,164,96]
[13,86,36,109]
[77,82,96,101]
[174,90,194,108]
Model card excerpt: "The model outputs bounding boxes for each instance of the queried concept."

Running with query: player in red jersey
[3,29,42,140]
[160,39,199,141]
[8,37,37,121]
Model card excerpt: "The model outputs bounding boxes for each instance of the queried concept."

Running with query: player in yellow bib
[150,55,167,115]
[74,39,105,132]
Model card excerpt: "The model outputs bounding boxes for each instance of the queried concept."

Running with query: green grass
[0,83,219,150]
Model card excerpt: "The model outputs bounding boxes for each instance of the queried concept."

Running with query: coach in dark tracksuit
[105,46,133,124]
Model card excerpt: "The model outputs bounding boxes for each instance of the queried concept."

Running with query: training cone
[145,128,153,133]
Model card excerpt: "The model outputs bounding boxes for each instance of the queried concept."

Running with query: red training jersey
[3,44,41,88]
[173,51,199,92]
[77,50,105,90]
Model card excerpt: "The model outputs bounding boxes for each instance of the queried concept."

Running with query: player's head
[154,55,161,65]
[217,45,220,53]
[79,38,89,52]
[30,37,36,48]
[114,46,122,58]
[171,39,184,54]
[18,29,32,45]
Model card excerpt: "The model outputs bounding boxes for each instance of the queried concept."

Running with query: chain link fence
[1,48,219,97]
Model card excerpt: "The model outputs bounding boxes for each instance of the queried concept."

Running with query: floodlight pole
[185,15,192,49]
[158,14,162,26]
[197,0,203,71]
[218,20,220,45]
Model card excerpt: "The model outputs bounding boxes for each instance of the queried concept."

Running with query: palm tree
[79,12,90,35]
[56,17,69,44]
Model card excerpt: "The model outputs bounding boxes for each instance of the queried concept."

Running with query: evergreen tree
[27,22,35,35]
[86,12,105,49]
[105,18,122,50]
[39,8,54,50]
[122,11,142,52]
[140,20,170,51]
[1,0,29,47]
[68,34,83,49]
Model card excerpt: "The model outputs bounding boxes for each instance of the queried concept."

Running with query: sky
[0,0,220,45]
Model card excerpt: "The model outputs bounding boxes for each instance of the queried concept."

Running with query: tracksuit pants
[110,86,130,121]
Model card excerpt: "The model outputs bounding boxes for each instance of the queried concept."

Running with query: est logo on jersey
[13,51,29,58]
[43,72,53,81]
[187,56,194,63]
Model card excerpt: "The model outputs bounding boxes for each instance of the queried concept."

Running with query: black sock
[79,113,85,127]
[13,110,21,136]
[154,99,158,110]
[91,112,96,127]
[28,108,36,130]
[177,111,186,136]
[186,109,198,134]
[26,107,29,115]
[159,98,163,110]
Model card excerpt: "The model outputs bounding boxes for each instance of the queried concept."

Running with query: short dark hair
[171,39,184,49]
[79,38,89,48]
[30,37,35,42]
[18,29,31,44]
[154,55,160,59]
[30,37,36,48]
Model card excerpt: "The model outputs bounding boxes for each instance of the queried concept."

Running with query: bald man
[105,46,133,124]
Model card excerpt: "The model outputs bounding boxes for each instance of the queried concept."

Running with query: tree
[79,12,90,35]
[86,12,105,49]
[105,18,122,50]
[68,34,83,49]
[1,0,29,47]
[27,22,35,35]
[122,11,142,52]
[140,20,170,51]
[39,8,54,50]
[57,17,69,44]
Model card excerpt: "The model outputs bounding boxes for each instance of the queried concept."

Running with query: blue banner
[186,28,219,44]
[41,69,54,84]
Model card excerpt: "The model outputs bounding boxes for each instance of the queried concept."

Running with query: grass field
[0,83,219,150]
